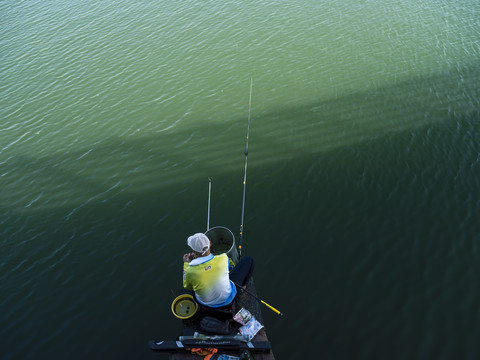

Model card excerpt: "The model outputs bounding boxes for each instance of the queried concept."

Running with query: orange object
[191,347,218,360]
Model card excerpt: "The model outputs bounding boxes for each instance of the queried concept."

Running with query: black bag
[200,316,230,334]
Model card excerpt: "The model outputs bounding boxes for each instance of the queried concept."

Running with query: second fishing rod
[237,78,283,316]
[238,77,253,258]
[207,79,283,316]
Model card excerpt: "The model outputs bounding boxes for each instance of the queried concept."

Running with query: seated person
[183,233,254,308]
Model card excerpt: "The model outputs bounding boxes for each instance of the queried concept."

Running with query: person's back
[182,232,254,308]
[183,252,236,307]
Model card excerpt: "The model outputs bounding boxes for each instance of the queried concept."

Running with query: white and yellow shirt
[183,253,237,307]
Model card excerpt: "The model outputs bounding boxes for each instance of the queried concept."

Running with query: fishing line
[207,177,212,231]
[239,77,253,257]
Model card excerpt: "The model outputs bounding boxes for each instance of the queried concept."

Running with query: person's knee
[241,255,254,267]
[241,256,254,277]
[248,256,254,270]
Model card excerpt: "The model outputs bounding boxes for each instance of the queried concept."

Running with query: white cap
[187,233,210,255]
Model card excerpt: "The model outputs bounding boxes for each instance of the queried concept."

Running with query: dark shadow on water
[1,63,479,360]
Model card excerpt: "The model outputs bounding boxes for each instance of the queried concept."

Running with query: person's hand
[183,253,194,263]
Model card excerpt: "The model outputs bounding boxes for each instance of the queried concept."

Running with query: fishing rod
[239,77,253,257]
[233,281,283,316]
[203,80,283,316]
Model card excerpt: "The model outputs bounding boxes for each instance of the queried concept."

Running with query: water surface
[1,0,480,359]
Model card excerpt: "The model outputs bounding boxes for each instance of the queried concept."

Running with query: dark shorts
[229,256,254,287]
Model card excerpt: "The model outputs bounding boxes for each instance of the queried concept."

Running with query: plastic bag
[238,316,263,340]
[233,308,252,325]
[217,355,240,360]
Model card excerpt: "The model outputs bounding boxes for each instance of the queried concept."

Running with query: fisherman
[183,233,254,308]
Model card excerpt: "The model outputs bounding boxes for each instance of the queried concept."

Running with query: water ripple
[1,0,480,359]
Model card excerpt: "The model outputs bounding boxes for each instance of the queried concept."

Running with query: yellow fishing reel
[171,294,198,319]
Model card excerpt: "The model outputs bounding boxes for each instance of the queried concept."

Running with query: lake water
[1,0,480,359]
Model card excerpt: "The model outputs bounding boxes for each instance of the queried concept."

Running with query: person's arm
[183,261,193,289]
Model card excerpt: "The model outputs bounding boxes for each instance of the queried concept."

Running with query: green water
[1,0,480,359]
